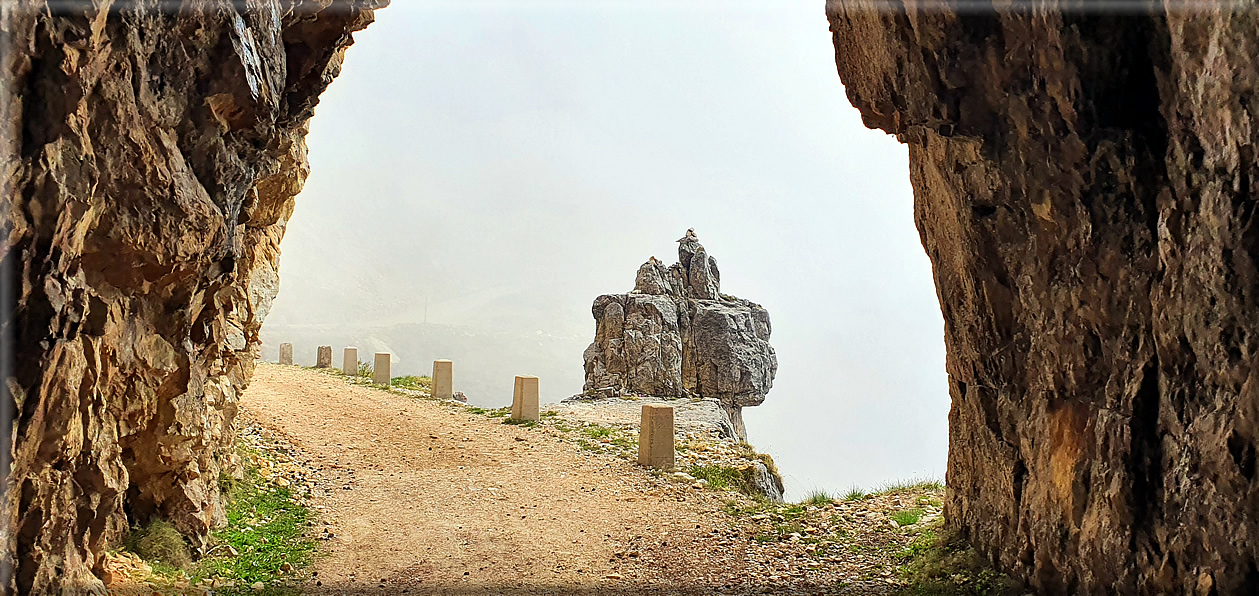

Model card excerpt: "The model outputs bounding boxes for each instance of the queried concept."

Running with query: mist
[260,0,948,501]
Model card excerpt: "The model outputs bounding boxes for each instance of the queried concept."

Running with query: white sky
[264,0,949,499]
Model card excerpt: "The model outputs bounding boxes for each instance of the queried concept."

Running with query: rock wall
[827,1,1258,592]
[1,0,384,591]
[583,231,776,439]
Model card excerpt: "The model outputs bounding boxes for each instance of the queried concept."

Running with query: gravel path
[241,363,940,595]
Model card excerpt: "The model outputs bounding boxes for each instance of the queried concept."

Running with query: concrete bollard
[433,359,453,399]
[511,375,540,421]
[373,353,391,386]
[279,343,293,365]
[316,346,332,368]
[638,404,675,469]
[343,347,358,375]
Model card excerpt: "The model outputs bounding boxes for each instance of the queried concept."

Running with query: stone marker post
[343,347,358,375]
[638,404,675,469]
[433,359,453,399]
[511,375,540,421]
[373,353,391,386]
[279,343,293,365]
[316,345,332,368]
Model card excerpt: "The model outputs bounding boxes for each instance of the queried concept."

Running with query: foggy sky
[261,0,949,500]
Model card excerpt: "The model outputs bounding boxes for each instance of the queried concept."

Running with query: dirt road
[241,363,928,595]
[242,364,760,594]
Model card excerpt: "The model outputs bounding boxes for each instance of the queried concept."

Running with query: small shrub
[357,361,373,378]
[126,519,192,570]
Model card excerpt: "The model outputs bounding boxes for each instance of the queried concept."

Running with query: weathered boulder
[2,1,384,591]
[827,2,1259,593]
[583,231,776,439]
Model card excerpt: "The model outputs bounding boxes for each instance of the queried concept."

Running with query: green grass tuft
[803,489,833,506]
[842,486,867,501]
[891,509,925,527]
[878,478,945,495]
[503,418,539,428]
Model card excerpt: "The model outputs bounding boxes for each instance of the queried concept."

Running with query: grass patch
[577,439,599,452]
[119,439,315,595]
[803,489,833,506]
[688,463,778,499]
[890,509,925,527]
[504,418,539,428]
[722,498,774,517]
[898,522,1021,595]
[582,425,613,439]
[356,361,373,379]
[842,486,868,501]
[487,407,511,418]
[877,478,945,495]
[193,465,316,593]
[687,464,745,491]
[780,504,807,519]
[392,375,432,391]
[572,423,636,454]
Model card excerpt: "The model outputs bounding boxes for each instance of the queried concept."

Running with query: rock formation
[1,0,384,591]
[582,230,776,439]
[827,2,1259,593]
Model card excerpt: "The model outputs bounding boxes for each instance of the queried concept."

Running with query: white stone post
[343,347,358,375]
[316,345,332,368]
[279,343,293,365]
[638,404,675,469]
[511,375,540,421]
[374,353,391,386]
[433,359,453,399]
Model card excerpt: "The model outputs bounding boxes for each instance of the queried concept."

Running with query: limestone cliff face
[583,231,777,439]
[1,1,383,591]
[827,2,1258,593]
